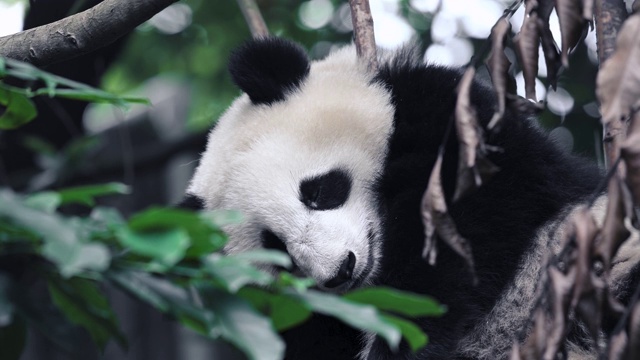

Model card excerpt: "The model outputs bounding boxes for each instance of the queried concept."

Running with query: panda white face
[188,39,395,291]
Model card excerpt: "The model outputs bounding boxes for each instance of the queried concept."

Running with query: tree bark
[0,0,178,67]
[236,0,269,38]
[349,0,378,72]
[595,0,628,168]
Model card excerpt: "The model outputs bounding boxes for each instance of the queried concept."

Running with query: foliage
[0,185,444,360]
[0,57,148,130]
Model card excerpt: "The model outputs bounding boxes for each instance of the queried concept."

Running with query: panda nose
[324,251,356,288]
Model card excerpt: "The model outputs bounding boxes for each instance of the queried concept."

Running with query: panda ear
[228,37,310,105]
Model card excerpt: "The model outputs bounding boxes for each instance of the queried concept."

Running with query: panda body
[185,38,635,359]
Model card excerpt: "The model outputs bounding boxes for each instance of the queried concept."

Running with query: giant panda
[181,37,640,359]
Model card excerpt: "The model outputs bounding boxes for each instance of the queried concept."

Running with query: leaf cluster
[0,184,445,360]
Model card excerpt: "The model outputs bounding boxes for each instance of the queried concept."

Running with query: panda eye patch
[299,169,352,210]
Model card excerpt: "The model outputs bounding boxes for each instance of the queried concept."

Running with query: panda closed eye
[299,169,352,210]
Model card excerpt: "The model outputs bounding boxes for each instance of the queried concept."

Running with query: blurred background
[0,0,624,358]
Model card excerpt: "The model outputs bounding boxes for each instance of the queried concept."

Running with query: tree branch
[236,0,269,38]
[0,0,178,67]
[349,0,378,72]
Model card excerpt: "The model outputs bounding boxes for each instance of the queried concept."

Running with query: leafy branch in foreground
[0,56,148,130]
[0,184,444,360]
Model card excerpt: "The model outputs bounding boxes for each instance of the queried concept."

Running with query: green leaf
[293,290,401,351]
[229,249,291,268]
[3,58,149,107]
[0,190,87,277]
[380,314,428,352]
[0,86,37,129]
[107,271,170,312]
[203,209,244,227]
[207,291,285,360]
[116,227,189,266]
[24,192,62,213]
[129,208,226,257]
[276,272,315,292]
[238,287,311,331]
[57,183,130,206]
[60,243,111,276]
[108,271,213,335]
[343,287,446,317]
[0,317,26,360]
[90,207,126,229]
[48,277,126,351]
[204,253,273,292]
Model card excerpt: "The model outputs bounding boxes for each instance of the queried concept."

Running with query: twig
[595,0,628,168]
[0,0,178,66]
[236,0,269,38]
[349,0,378,72]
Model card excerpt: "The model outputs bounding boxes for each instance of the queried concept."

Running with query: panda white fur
[182,37,640,359]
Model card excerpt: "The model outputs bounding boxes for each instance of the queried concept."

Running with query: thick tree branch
[0,0,178,66]
[595,0,628,168]
[236,0,269,38]
[349,0,378,72]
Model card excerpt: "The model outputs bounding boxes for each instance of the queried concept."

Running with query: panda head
[188,37,395,292]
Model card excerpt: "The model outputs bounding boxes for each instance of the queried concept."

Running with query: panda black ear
[228,37,310,105]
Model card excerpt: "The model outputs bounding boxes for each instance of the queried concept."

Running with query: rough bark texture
[236,0,269,38]
[0,0,178,66]
[595,0,628,168]
[349,0,378,72]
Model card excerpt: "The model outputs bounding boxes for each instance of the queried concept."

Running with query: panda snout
[323,251,356,289]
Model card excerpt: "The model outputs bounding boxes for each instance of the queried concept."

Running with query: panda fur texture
[183,37,640,359]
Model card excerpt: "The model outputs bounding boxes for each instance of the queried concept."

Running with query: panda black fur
[183,37,640,359]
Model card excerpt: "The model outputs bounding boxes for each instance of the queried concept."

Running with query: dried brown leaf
[453,67,499,201]
[537,17,562,90]
[621,131,640,205]
[555,0,588,66]
[514,0,541,101]
[510,342,523,360]
[521,309,548,359]
[596,175,633,272]
[421,154,478,284]
[544,267,574,360]
[596,13,640,130]
[608,330,629,360]
[570,209,603,325]
[538,0,556,20]
[486,16,514,129]
[582,0,594,20]
[627,301,640,360]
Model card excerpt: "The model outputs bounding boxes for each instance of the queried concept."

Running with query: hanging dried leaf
[595,175,633,273]
[544,267,575,360]
[421,154,478,284]
[582,0,594,20]
[514,0,541,101]
[486,16,514,129]
[608,330,629,360]
[555,0,589,66]
[627,301,640,360]
[537,17,562,89]
[621,130,640,205]
[520,309,548,359]
[570,208,605,340]
[596,13,640,146]
[538,0,556,20]
[453,67,500,201]
[510,342,523,360]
